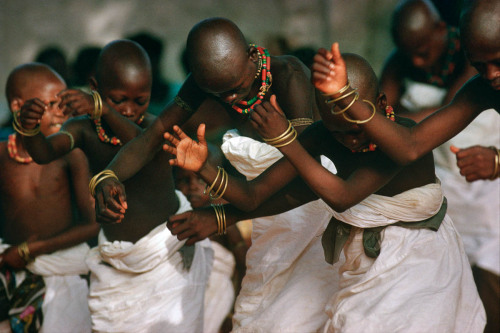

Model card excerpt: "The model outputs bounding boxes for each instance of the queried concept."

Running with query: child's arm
[59,89,143,143]
[164,123,302,212]
[250,96,398,212]
[312,42,498,166]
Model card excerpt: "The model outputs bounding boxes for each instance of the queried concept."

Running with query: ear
[376,92,387,113]
[89,77,98,91]
[10,97,23,113]
[248,45,259,62]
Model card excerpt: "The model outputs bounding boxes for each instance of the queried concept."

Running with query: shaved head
[460,0,500,54]
[186,17,250,91]
[6,62,65,104]
[95,39,152,90]
[391,0,442,48]
[344,53,380,103]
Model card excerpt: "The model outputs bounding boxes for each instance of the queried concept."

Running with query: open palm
[163,124,208,172]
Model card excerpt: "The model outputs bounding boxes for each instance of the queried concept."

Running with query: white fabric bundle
[222,130,342,332]
[320,183,486,333]
[86,190,213,333]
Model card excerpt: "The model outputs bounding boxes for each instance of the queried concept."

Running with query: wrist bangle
[12,111,41,136]
[342,99,377,124]
[17,242,33,263]
[489,146,500,180]
[89,169,119,197]
[322,80,350,98]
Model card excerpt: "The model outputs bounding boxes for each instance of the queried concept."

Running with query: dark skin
[0,64,98,269]
[381,0,477,119]
[319,0,500,182]
[163,54,436,245]
[93,17,319,223]
[18,41,178,243]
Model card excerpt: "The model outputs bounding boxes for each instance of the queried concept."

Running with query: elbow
[395,149,421,166]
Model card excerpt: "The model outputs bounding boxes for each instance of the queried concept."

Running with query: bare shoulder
[455,75,500,112]
[272,55,310,81]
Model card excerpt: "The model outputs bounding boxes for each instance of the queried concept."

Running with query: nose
[484,63,500,82]
[221,92,238,104]
[411,56,425,68]
[120,104,135,118]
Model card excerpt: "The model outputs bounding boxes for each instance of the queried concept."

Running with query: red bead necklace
[94,114,145,146]
[7,133,33,164]
[231,45,272,114]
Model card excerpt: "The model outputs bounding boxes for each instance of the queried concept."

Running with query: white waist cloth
[86,190,213,333]
[0,241,92,333]
[318,183,486,333]
[401,80,500,275]
[203,241,235,333]
[222,130,341,332]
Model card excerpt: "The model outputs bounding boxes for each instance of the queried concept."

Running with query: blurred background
[0,0,461,124]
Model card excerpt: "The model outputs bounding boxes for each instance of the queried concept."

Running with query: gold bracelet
[210,167,229,200]
[322,80,350,98]
[331,91,359,115]
[89,169,119,197]
[59,130,74,150]
[329,88,358,104]
[91,90,103,120]
[272,127,297,148]
[17,242,33,263]
[212,204,226,235]
[263,121,292,143]
[489,146,500,180]
[342,99,377,124]
[204,167,223,195]
[290,118,313,127]
[12,112,41,136]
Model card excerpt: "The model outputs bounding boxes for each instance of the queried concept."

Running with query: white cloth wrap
[221,130,341,333]
[86,190,213,333]
[203,241,235,333]
[0,241,92,333]
[402,80,500,275]
[318,183,486,333]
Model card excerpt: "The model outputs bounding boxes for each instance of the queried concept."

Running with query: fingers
[449,145,460,154]
[196,124,207,147]
[173,125,189,140]
[162,143,176,155]
[163,131,180,146]
[269,95,284,115]
[330,42,343,65]
[94,193,125,224]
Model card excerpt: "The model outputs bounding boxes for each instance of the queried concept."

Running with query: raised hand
[163,124,208,172]
[166,207,218,246]
[58,89,94,117]
[311,42,348,95]
[94,177,128,224]
[250,95,290,140]
[450,145,499,182]
[18,98,46,129]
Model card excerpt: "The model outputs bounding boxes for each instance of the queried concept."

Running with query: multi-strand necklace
[7,133,33,164]
[353,105,395,153]
[426,27,461,87]
[231,45,272,114]
[94,114,145,146]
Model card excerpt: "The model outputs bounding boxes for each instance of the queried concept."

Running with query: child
[0,63,98,332]
[94,18,338,332]
[17,41,212,332]
[164,52,485,332]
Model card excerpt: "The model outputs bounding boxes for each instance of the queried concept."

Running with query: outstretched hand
[166,207,218,246]
[163,124,208,172]
[250,95,289,139]
[94,177,128,224]
[450,145,498,182]
[311,42,348,95]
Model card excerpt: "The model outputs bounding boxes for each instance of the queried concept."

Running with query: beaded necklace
[231,45,272,114]
[7,133,33,164]
[425,27,461,87]
[352,106,395,153]
[94,114,145,146]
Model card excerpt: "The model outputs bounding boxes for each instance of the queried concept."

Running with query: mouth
[51,123,62,129]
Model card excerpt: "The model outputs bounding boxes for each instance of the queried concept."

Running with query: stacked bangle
[17,242,33,263]
[90,90,103,120]
[263,120,297,148]
[343,99,377,124]
[204,167,229,200]
[89,169,119,197]
[12,111,40,136]
[212,203,226,235]
[489,146,500,180]
[323,80,350,100]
